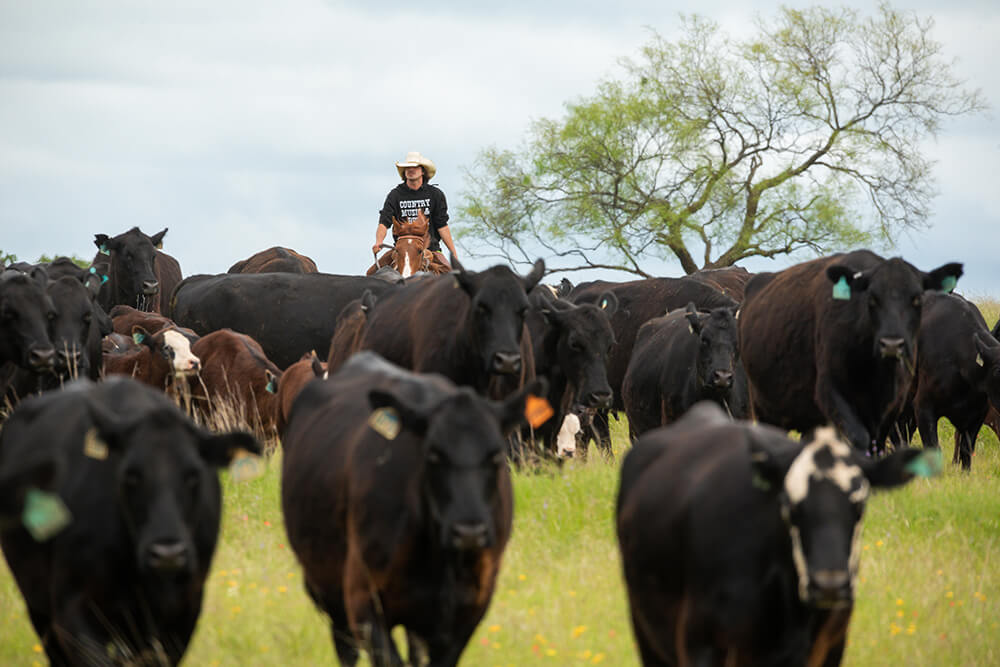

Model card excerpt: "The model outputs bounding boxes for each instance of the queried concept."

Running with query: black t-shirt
[378,182,449,251]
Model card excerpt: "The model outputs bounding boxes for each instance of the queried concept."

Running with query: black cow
[525,287,617,455]
[358,259,544,398]
[169,272,399,369]
[617,402,931,666]
[568,276,738,452]
[281,352,535,666]
[0,377,260,665]
[0,269,57,378]
[887,293,1000,469]
[739,250,962,452]
[92,227,183,314]
[622,303,748,439]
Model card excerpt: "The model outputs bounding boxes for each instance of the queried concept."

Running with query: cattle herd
[0,226,997,665]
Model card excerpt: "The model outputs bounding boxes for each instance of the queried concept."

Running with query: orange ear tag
[524,395,554,428]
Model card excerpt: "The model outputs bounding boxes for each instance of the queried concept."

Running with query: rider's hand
[372,243,381,254]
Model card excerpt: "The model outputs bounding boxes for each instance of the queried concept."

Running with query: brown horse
[367,210,451,278]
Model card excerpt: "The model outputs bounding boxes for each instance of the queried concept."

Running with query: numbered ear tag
[229,449,265,483]
[83,428,109,460]
[524,395,554,428]
[22,488,72,541]
[832,276,851,300]
[368,407,401,440]
[904,448,942,479]
[940,275,957,294]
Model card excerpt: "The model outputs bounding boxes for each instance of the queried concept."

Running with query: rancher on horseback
[371,151,456,272]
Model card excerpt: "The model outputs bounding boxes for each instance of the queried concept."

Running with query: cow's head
[684,303,740,394]
[454,258,544,377]
[368,380,540,552]
[132,325,201,377]
[94,227,167,310]
[0,269,57,373]
[751,427,931,608]
[46,276,101,380]
[87,390,260,582]
[541,292,617,410]
[974,332,1000,411]
[826,258,963,363]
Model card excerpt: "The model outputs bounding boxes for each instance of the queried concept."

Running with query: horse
[367,210,451,278]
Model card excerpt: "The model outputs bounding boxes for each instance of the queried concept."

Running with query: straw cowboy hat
[396,151,436,181]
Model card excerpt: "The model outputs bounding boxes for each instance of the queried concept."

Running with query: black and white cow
[617,402,932,666]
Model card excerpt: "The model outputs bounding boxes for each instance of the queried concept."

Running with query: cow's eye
[568,338,583,352]
[46,311,57,321]
[426,450,443,465]
[476,303,490,316]
[123,469,142,489]
[911,295,921,308]
[1,310,15,322]
[82,312,92,324]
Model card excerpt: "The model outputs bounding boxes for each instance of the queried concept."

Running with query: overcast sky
[2,1,997,296]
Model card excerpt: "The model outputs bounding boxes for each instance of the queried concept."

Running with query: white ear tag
[83,428,109,460]
[688,323,695,334]
[976,353,984,367]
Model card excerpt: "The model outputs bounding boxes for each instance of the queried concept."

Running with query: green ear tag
[904,448,942,479]
[368,407,401,440]
[751,473,771,492]
[99,244,108,254]
[832,276,851,300]
[132,332,145,345]
[265,379,277,394]
[229,450,265,483]
[22,488,72,541]
[940,275,957,294]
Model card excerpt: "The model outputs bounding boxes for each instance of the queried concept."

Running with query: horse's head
[390,212,433,278]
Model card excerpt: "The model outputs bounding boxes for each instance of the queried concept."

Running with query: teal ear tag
[265,378,277,394]
[132,332,145,344]
[832,276,851,300]
[22,488,72,541]
[940,275,957,294]
[904,448,942,479]
[229,449,265,483]
[99,244,108,254]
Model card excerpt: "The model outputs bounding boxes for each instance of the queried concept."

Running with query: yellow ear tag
[524,395,554,429]
[83,428,109,460]
[229,449,265,483]
[368,407,401,440]
[22,488,72,541]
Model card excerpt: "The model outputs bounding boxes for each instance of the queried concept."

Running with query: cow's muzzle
[450,522,489,551]
[491,352,521,375]
[146,540,190,572]
[142,280,160,296]
[28,345,56,372]
[808,569,852,609]
[711,370,734,389]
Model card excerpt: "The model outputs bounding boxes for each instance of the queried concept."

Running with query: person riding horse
[369,151,456,277]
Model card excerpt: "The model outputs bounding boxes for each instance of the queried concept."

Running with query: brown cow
[191,329,282,436]
[326,290,377,374]
[103,324,202,390]
[688,265,754,302]
[281,352,537,665]
[227,247,319,274]
[275,350,326,436]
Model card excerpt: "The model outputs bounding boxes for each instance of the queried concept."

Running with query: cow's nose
[142,280,160,295]
[712,370,734,388]
[451,522,489,550]
[492,352,521,375]
[146,541,189,572]
[189,359,200,371]
[29,346,56,371]
[809,570,852,607]
[586,389,613,408]
[878,337,906,359]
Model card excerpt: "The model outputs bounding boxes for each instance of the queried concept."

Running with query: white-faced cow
[0,377,261,665]
[281,352,537,665]
[739,250,962,453]
[617,402,934,666]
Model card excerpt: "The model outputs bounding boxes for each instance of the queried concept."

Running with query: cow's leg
[591,409,613,456]
[953,423,981,471]
[914,406,939,451]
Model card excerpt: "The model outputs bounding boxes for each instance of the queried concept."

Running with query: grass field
[1,415,998,666]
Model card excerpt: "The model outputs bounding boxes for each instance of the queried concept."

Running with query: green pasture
[1,415,998,666]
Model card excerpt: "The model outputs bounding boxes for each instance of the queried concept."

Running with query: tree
[458,4,987,276]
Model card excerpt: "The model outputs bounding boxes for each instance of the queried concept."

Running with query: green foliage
[0,249,17,266]
[459,3,987,276]
[34,254,92,269]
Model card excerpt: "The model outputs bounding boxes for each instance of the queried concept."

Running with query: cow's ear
[94,234,113,253]
[922,262,963,293]
[596,290,618,316]
[368,388,430,437]
[540,307,565,328]
[974,332,1000,368]
[684,303,702,334]
[360,289,376,312]
[558,277,574,298]
[858,446,939,489]
[747,427,801,493]
[494,377,549,434]
[264,369,279,394]
[150,228,168,250]
[131,325,153,347]
[197,431,262,467]
[28,266,48,290]
[522,259,545,294]
[826,264,869,298]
